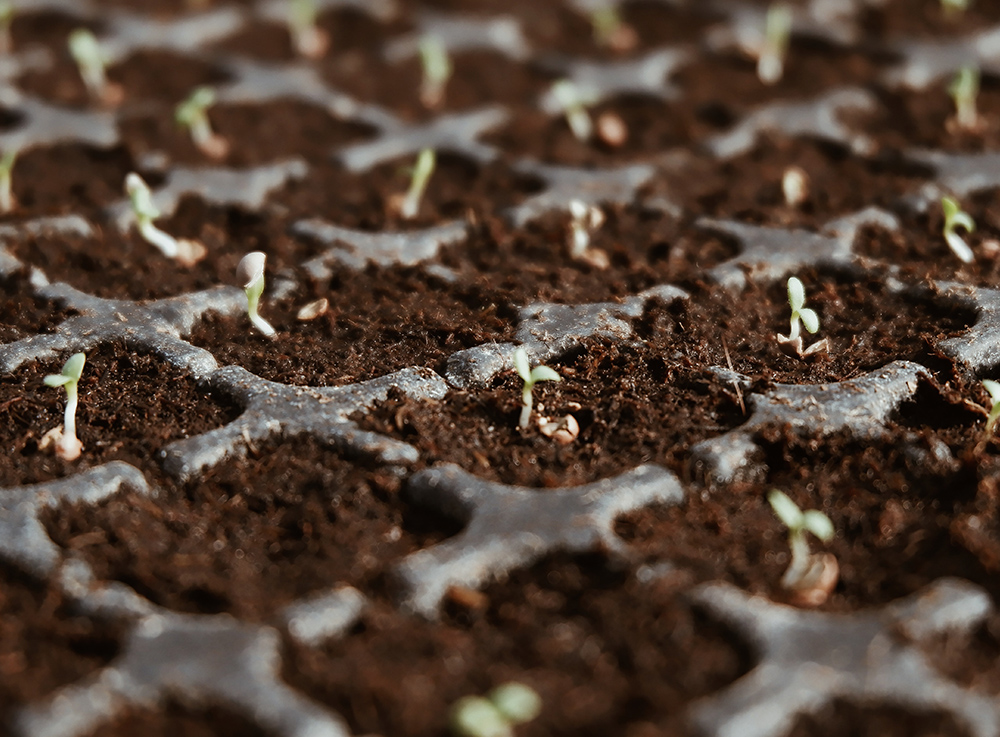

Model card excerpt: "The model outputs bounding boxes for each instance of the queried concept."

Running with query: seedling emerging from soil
[590,5,638,52]
[288,0,329,59]
[419,36,452,109]
[942,195,976,263]
[514,347,561,430]
[450,682,542,737]
[767,489,838,607]
[0,3,14,56]
[125,173,206,266]
[237,251,277,338]
[782,166,809,207]
[68,28,123,106]
[391,148,436,220]
[777,276,829,359]
[567,199,609,268]
[42,352,86,461]
[757,3,792,85]
[948,65,981,132]
[982,380,1000,437]
[552,79,594,142]
[0,148,16,213]
[941,0,970,19]
[175,86,229,160]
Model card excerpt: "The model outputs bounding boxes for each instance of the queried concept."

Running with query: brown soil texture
[0,342,238,487]
[0,271,77,343]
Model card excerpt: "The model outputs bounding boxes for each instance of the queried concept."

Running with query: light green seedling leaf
[450,696,510,737]
[489,682,542,726]
[767,489,804,531]
[237,251,276,337]
[514,346,531,384]
[787,276,805,312]
[530,365,561,384]
[44,352,85,387]
[942,195,976,263]
[514,347,561,429]
[43,352,86,460]
[802,509,835,542]
[798,307,819,334]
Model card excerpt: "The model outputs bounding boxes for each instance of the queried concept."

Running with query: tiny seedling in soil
[450,682,543,737]
[288,0,329,59]
[125,172,206,266]
[0,148,16,213]
[237,251,277,338]
[948,65,982,132]
[419,36,452,110]
[767,489,839,607]
[514,347,561,430]
[941,0,970,19]
[41,352,86,461]
[551,79,595,142]
[68,28,123,106]
[982,379,1000,438]
[942,195,976,263]
[567,199,609,269]
[781,165,809,207]
[590,4,638,52]
[390,147,436,220]
[757,3,792,86]
[776,276,829,359]
[175,86,229,160]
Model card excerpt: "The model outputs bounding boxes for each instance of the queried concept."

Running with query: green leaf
[43,374,70,387]
[984,379,1000,406]
[802,510,835,542]
[489,682,542,725]
[768,489,804,530]
[786,276,805,312]
[799,307,820,334]
[63,352,86,381]
[530,365,561,384]
[513,347,531,383]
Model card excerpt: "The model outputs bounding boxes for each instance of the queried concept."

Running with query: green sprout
[0,2,14,56]
[941,0,971,19]
[419,36,452,109]
[514,347,561,430]
[288,0,329,59]
[237,251,277,338]
[68,28,121,105]
[983,380,1000,438]
[777,276,828,358]
[0,148,16,213]
[590,5,637,51]
[757,3,792,85]
[125,173,206,266]
[175,86,229,159]
[568,199,608,268]
[450,682,542,737]
[396,147,436,220]
[43,352,86,461]
[551,79,595,142]
[949,65,980,131]
[767,489,835,593]
[942,195,976,263]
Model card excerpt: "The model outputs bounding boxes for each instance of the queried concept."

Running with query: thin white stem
[63,383,78,445]
[247,289,276,337]
[0,171,12,213]
[519,385,533,429]
[138,219,180,258]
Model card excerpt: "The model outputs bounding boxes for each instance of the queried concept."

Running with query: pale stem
[787,313,801,341]
[0,169,11,213]
[63,381,78,447]
[519,383,533,430]
[566,105,593,141]
[246,284,276,337]
[780,530,812,589]
[137,219,180,258]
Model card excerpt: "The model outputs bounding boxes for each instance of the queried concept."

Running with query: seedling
[781,166,809,207]
[392,148,436,220]
[514,347,560,430]
[567,199,609,268]
[125,173,206,266]
[757,3,792,85]
[767,489,838,606]
[237,251,277,338]
[175,86,229,160]
[590,5,637,52]
[0,2,14,55]
[941,0,970,18]
[68,28,123,106]
[0,148,16,213]
[948,65,981,132]
[288,0,329,59]
[776,276,829,359]
[42,352,86,461]
[551,79,594,142]
[982,380,1000,438]
[942,195,976,263]
[419,36,452,109]
[450,682,542,737]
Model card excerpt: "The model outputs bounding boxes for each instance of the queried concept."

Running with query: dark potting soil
[190,263,517,386]
[0,563,122,721]
[83,700,272,737]
[283,554,751,737]
[0,342,238,487]
[42,436,461,621]
[0,271,77,344]
[861,0,1000,39]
